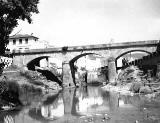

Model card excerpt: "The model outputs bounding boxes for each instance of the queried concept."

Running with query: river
[1,85,160,123]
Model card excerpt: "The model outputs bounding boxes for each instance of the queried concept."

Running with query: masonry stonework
[11,40,158,87]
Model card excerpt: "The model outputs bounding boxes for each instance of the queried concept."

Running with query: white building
[75,55,102,71]
[7,34,49,52]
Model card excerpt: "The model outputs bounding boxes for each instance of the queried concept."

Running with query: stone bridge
[12,40,159,87]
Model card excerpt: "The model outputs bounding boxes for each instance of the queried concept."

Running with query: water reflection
[41,97,64,119]
[1,86,160,123]
[4,115,14,123]
[73,86,107,115]
[28,93,64,121]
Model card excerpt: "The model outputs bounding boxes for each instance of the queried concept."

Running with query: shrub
[20,69,46,80]
[117,65,146,85]
[0,80,22,106]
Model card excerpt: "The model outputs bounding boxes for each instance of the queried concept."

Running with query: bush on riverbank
[20,69,47,81]
[103,65,159,94]
[0,68,62,110]
[0,78,22,110]
[117,66,147,84]
[116,66,145,93]
[0,74,45,108]
[19,69,62,91]
[104,65,160,96]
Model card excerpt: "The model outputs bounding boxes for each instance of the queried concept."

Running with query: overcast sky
[12,0,160,46]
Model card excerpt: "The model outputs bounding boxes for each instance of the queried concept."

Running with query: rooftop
[9,34,38,39]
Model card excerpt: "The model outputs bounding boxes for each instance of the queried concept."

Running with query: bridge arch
[115,49,152,67]
[69,53,103,86]
[27,56,50,70]
[69,53,101,63]
[26,56,62,86]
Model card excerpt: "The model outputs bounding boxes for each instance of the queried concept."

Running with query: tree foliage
[0,0,39,55]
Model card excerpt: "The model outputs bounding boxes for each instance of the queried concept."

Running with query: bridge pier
[62,88,75,114]
[108,57,117,84]
[62,62,75,88]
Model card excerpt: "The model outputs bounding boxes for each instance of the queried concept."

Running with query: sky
[12,0,160,47]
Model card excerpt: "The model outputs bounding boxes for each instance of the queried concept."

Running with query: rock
[110,82,117,86]
[124,83,133,91]
[135,120,139,123]
[46,81,62,91]
[129,82,143,93]
[139,86,152,94]
[117,66,146,85]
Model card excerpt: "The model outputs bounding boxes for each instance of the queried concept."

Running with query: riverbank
[102,84,160,100]
[102,65,160,100]
[0,67,62,111]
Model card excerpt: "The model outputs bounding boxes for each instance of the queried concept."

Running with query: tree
[0,0,39,55]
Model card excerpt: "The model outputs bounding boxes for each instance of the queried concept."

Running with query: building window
[13,40,16,45]
[19,39,22,44]
[25,38,28,44]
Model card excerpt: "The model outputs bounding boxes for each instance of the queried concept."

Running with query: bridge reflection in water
[1,86,160,123]
[29,86,109,121]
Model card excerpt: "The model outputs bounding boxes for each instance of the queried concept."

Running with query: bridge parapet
[12,40,159,55]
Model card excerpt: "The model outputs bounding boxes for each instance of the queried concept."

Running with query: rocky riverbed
[102,65,160,100]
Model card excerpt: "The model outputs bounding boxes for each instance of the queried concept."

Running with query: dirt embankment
[0,67,62,111]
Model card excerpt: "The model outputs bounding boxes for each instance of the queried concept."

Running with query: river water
[1,85,160,123]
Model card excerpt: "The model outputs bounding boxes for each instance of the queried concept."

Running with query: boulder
[139,86,152,94]
[129,82,143,93]
[110,82,117,86]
